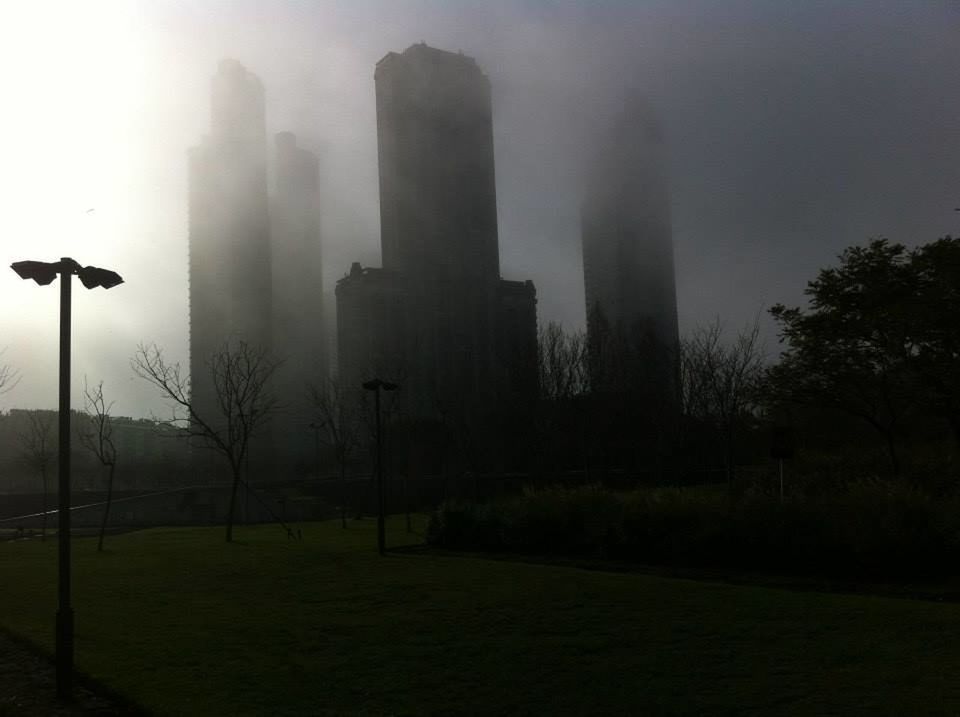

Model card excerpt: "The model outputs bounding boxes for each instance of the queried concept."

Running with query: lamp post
[11,257,122,700]
[362,378,398,555]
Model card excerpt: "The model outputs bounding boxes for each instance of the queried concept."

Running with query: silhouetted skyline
[1,2,958,418]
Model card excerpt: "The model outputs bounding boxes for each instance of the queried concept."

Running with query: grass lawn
[1,519,960,715]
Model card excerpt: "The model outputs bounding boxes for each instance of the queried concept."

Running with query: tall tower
[271,131,323,467]
[581,99,679,402]
[188,59,272,432]
[372,43,507,415]
[375,43,500,287]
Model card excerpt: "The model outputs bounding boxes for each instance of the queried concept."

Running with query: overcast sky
[1,0,958,418]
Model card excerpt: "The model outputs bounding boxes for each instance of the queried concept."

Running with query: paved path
[0,631,132,716]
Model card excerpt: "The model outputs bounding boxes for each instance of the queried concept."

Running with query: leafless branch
[131,340,279,542]
[0,348,20,395]
[79,378,116,467]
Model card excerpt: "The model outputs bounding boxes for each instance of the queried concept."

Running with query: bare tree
[680,317,765,489]
[0,348,19,395]
[534,322,590,475]
[309,377,363,528]
[537,322,589,401]
[19,411,55,540]
[78,379,117,552]
[131,341,279,542]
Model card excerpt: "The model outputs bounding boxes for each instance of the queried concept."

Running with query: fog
[0,0,957,418]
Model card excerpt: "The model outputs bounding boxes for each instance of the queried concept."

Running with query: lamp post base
[56,607,74,700]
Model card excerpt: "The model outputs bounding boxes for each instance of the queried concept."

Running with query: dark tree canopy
[769,237,960,475]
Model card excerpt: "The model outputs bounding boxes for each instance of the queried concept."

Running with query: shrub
[426,480,960,579]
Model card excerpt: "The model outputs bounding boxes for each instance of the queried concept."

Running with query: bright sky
[0,3,173,416]
[1,1,958,418]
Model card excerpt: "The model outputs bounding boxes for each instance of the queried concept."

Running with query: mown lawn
[1,518,959,715]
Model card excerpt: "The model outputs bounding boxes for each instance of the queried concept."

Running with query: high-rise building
[376,43,500,288]
[337,43,537,426]
[188,59,272,434]
[271,131,324,466]
[581,99,679,403]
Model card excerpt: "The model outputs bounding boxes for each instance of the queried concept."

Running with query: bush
[426,481,960,579]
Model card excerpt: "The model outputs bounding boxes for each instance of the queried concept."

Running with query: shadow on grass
[402,544,960,604]
[0,626,152,716]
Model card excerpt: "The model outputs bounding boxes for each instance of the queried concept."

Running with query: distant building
[189,62,330,475]
[337,44,537,423]
[496,279,539,406]
[0,410,189,493]
[271,131,324,466]
[335,263,407,393]
[581,99,679,407]
[376,43,500,289]
[188,59,272,431]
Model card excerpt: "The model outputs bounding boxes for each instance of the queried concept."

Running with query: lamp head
[11,260,59,285]
[77,266,124,289]
[11,259,123,289]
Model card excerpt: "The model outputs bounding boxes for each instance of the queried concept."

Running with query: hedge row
[426,483,960,579]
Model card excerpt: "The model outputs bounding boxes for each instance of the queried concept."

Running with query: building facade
[189,61,329,475]
[188,60,273,433]
[271,131,324,466]
[581,99,679,406]
[337,44,537,424]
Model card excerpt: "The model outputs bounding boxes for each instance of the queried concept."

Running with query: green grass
[2,519,960,715]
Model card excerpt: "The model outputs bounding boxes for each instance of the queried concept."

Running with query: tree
[19,411,55,541]
[767,238,958,477]
[905,236,960,445]
[78,379,117,552]
[132,341,279,542]
[680,317,765,488]
[309,377,363,528]
[538,322,589,401]
[0,347,19,395]
[534,322,589,474]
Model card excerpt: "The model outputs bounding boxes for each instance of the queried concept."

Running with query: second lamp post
[362,378,397,555]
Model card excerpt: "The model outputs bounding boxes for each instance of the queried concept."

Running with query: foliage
[769,237,960,476]
[427,483,960,579]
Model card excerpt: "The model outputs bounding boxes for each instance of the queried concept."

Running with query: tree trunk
[226,467,241,543]
[404,472,412,534]
[883,431,901,479]
[97,464,115,553]
[339,459,347,529]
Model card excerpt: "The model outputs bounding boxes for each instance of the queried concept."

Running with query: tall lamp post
[362,378,397,555]
[11,258,123,700]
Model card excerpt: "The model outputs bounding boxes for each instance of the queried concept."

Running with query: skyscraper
[188,60,272,432]
[376,43,500,288]
[581,99,679,402]
[338,43,537,426]
[271,131,324,466]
